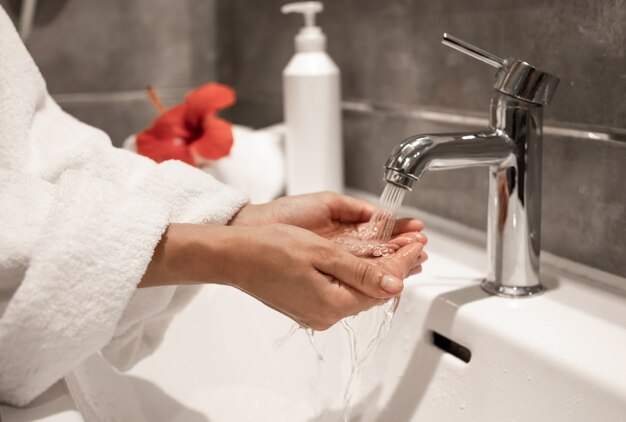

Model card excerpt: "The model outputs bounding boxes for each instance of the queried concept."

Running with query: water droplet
[273,323,301,349]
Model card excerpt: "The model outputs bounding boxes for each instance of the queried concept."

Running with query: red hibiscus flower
[136,83,236,166]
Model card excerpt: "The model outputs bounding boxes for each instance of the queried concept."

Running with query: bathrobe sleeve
[0,7,247,406]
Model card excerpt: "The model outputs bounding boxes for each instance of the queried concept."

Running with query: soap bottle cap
[281,1,326,52]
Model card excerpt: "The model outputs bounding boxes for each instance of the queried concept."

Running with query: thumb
[369,242,425,296]
[316,242,424,299]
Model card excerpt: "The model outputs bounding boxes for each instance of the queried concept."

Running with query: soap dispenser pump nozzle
[281,1,326,52]
[281,1,323,26]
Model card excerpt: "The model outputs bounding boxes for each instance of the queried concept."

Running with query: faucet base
[481,280,546,298]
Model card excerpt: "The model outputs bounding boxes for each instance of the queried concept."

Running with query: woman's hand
[230,191,427,247]
[230,192,374,231]
[140,223,425,330]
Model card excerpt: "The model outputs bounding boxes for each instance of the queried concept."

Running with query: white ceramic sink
[3,219,626,421]
[354,233,626,421]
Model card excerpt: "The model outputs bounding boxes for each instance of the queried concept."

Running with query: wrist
[228,202,280,227]
[228,204,259,226]
[140,223,241,288]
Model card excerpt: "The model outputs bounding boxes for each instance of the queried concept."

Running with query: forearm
[139,223,233,288]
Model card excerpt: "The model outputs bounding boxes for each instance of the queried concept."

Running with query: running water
[335,183,407,421]
[332,183,407,257]
[274,183,408,421]
[363,182,407,242]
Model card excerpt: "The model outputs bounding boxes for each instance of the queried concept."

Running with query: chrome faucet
[384,34,560,298]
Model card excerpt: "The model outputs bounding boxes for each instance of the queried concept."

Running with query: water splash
[304,327,325,363]
[273,323,300,349]
[274,323,325,363]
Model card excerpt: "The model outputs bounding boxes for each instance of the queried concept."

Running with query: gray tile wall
[216,0,626,278]
[1,0,623,277]
[0,0,218,146]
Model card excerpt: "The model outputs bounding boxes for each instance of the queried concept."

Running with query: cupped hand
[143,192,430,330]
[141,221,428,330]
[224,224,425,330]
[230,191,427,249]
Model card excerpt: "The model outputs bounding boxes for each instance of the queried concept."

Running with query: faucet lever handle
[441,33,560,106]
[442,33,505,69]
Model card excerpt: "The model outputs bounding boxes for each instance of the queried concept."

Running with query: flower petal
[189,115,234,160]
[185,83,236,126]
[136,132,195,165]
[149,104,190,139]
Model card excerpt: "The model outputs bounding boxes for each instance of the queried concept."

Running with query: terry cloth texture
[0,6,247,407]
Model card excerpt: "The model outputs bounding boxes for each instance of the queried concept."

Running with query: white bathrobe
[0,8,247,406]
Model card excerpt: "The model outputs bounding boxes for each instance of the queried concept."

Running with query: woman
[0,7,426,407]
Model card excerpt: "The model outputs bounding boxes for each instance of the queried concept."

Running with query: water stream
[274,183,408,421]
[335,183,406,421]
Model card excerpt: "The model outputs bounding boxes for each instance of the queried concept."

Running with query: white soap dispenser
[281,1,343,195]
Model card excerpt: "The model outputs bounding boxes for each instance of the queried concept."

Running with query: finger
[326,281,388,319]
[407,252,428,275]
[381,242,425,280]
[387,231,427,248]
[328,194,375,223]
[391,218,425,236]
[304,273,384,330]
[315,248,404,299]
[408,264,423,276]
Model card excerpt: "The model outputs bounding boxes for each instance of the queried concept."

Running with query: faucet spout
[383,94,548,298]
[380,33,559,298]
[384,131,515,190]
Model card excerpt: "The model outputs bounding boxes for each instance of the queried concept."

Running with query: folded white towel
[124,123,286,204]
[206,124,285,204]
[0,6,247,407]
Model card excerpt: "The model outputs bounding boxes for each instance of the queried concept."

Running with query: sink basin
[354,234,626,421]
[3,221,625,421]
